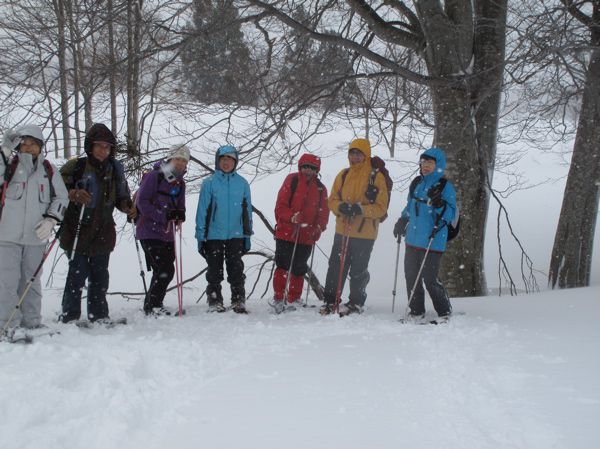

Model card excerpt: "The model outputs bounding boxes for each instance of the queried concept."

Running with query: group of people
[1,123,457,339]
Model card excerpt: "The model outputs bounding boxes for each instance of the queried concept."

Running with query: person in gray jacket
[0,125,68,335]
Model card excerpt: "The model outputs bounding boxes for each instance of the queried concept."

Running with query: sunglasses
[300,164,318,171]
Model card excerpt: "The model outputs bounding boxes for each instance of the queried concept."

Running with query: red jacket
[274,170,329,245]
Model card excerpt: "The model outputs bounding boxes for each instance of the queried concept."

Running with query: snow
[1,284,599,449]
[2,120,600,448]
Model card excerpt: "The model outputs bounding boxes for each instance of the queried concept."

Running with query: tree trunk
[549,47,600,288]
[53,0,71,158]
[107,0,118,135]
[126,0,142,156]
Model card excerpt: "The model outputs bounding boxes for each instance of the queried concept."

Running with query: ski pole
[172,221,184,317]
[334,219,351,313]
[69,205,86,261]
[391,237,401,313]
[178,222,183,315]
[283,224,301,304]
[303,244,315,307]
[131,222,148,297]
[403,237,434,321]
[1,235,59,335]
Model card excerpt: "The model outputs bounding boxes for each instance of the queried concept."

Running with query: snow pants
[323,234,374,307]
[61,252,110,322]
[404,245,452,317]
[140,239,175,312]
[273,238,313,302]
[204,239,246,305]
[0,242,45,329]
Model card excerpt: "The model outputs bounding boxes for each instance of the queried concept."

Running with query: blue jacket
[401,147,456,252]
[195,145,253,248]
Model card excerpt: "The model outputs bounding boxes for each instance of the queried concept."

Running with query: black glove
[350,203,363,217]
[338,202,353,217]
[393,217,409,242]
[198,241,206,258]
[167,209,186,222]
[429,222,445,239]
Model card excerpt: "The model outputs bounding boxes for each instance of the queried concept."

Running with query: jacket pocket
[39,182,51,204]
[5,182,24,200]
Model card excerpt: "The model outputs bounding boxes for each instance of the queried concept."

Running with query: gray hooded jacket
[0,152,68,245]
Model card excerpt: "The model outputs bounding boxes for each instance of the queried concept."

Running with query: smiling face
[300,164,318,180]
[348,149,365,166]
[19,137,42,158]
[170,157,188,174]
[219,155,236,173]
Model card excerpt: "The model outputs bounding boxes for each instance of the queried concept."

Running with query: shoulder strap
[42,160,56,200]
[73,157,87,185]
[288,174,299,208]
[338,168,350,200]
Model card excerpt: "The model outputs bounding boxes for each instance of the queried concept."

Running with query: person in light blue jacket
[195,145,253,313]
[393,147,456,321]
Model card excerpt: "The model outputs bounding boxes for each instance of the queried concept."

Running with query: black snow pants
[140,239,175,312]
[204,238,246,305]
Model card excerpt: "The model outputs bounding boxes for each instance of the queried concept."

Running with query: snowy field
[1,286,599,449]
[2,120,600,448]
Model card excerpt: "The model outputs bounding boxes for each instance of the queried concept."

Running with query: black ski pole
[391,235,402,313]
[131,222,148,296]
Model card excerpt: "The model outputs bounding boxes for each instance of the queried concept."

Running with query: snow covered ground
[2,116,599,448]
[1,285,599,449]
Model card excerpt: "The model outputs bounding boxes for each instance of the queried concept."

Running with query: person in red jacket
[271,154,329,313]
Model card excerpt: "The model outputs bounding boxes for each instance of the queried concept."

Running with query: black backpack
[408,176,460,241]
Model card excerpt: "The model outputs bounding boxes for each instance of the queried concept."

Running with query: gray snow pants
[0,242,45,329]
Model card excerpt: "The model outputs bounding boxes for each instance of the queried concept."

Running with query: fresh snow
[2,122,599,448]
[1,286,599,449]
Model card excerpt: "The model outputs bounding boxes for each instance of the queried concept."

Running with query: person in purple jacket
[135,145,188,316]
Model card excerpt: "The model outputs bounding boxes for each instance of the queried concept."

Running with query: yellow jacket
[327,140,389,240]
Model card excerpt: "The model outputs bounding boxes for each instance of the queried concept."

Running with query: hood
[420,147,446,180]
[214,145,239,172]
[84,123,117,158]
[298,153,321,172]
[348,138,372,159]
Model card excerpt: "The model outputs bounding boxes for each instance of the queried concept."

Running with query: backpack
[0,153,55,221]
[340,156,393,222]
[408,176,460,241]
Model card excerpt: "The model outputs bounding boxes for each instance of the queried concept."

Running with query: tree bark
[550,47,600,288]
[53,0,72,158]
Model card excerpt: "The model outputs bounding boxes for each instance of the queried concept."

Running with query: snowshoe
[207,303,227,313]
[1,327,33,344]
[338,302,363,317]
[319,304,335,316]
[270,299,285,315]
[75,317,127,329]
[230,302,248,314]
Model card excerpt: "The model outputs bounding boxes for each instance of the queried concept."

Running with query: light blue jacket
[195,145,253,248]
[401,147,456,252]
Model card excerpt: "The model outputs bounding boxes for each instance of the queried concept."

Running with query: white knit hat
[168,144,190,162]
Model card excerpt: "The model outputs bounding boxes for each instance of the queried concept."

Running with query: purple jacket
[135,162,186,241]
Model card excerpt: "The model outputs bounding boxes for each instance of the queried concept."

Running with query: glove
[167,209,186,222]
[35,217,57,240]
[2,128,19,158]
[429,223,444,239]
[338,202,353,217]
[125,207,138,223]
[350,203,363,217]
[393,216,409,242]
[198,241,206,258]
[68,189,92,205]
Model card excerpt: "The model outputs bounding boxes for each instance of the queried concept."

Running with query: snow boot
[231,301,248,314]
[319,303,335,316]
[338,302,363,317]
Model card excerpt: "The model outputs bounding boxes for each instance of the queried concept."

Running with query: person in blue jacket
[393,147,456,321]
[195,145,253,313]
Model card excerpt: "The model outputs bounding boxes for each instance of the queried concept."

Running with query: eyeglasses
[300,165,318,171]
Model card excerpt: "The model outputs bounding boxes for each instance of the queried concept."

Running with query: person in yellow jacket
[320,138,389,316]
